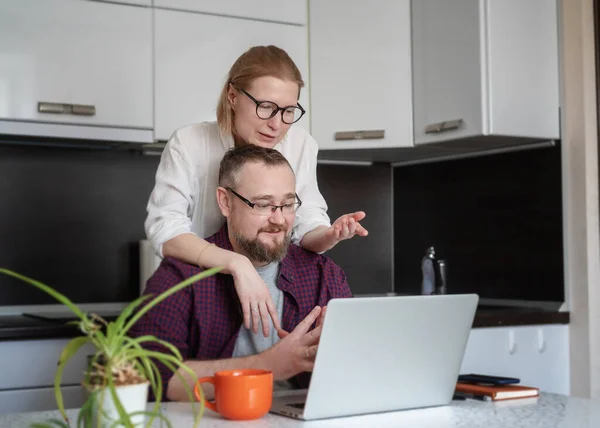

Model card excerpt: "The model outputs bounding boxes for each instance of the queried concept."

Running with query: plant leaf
[124,350,183,366]
[130,410,173,428]
[82,352,104,391]
[143,360,163,428]
[30,419,69,428]
[114,295,153,333]
[107,371,134,428]
[118,337,166,395]
[77,391,96,428]
[89,329,108,351]
[120,267,222,337]
[159,359,203,428]
[132,351,157,393]
[105,321,117,343]
[121,335,183,361]
[54,336,90,423]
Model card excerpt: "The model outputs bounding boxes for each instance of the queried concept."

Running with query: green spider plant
[0,266,222,428]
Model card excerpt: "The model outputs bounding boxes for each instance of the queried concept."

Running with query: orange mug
[194,369,273,420]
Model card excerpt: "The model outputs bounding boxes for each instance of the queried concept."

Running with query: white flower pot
[92,382,149,428]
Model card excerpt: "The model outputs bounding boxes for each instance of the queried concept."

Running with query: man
[131,145,353,401]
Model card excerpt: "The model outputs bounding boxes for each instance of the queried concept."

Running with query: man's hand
[278,305,327,340]
[229,253,281,337]
[262,306,323,380]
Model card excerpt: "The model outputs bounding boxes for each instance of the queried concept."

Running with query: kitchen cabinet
[0,0,153,143]
[0,338,96,413]
[153,0,307,25]
[412,0,560,146]
[460,325,569,395]
[0,386,86,414]
[308,0,413,151]
[154,9,309,141]
[309,0,559,154]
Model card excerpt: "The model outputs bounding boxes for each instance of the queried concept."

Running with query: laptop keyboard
[288,403,305,410]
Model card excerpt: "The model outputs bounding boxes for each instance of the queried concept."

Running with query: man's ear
[227,84,237,110]
[216,186,232,217]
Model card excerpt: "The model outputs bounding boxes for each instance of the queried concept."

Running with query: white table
[1,393,599,427]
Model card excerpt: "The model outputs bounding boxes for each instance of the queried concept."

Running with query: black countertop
[472,306,569,328]
[0,313,118,341]
[0,307,569,341]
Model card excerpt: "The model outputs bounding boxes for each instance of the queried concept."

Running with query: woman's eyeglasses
[238,88,306,124]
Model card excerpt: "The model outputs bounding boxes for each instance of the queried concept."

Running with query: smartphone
[458,373,520,385]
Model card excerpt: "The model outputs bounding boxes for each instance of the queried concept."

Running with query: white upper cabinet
[153,0,307,25]
[412,0,560,146]
[308,0,413,150]
[309,0,560,154]
[0,0,153,142]
[154,9,308,141]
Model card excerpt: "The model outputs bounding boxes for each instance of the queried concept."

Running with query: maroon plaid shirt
[130,224,353,400]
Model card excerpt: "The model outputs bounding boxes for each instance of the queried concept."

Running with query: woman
[145,45,367,337]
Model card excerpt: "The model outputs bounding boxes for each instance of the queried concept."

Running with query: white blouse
[145,121,331,257]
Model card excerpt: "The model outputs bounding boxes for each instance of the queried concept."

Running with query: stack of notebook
[455,374,539,401]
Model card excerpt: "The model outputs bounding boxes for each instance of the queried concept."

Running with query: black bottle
[421,246,447,295]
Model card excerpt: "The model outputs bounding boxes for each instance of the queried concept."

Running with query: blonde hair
[216,45,305,137]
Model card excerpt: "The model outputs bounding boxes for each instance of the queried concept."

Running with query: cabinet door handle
[334,129,385,141]
[38,102,96,116]
[424,118,463,134]
[507,329,517,355]
[38,102,67,114]
[71,104,96,116]
[536,328,546,353]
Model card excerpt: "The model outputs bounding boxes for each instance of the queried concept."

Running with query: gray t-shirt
[232,261,284,357]
[231,262,292,390]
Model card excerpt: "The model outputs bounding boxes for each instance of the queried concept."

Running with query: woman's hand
[328,211,369,243]
[300,211,369,253]
[229,253,282,337]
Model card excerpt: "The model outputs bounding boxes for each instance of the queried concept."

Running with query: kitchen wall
[316,163,393,295]
[0,142,564,305]
[0,145,395,305]
[318,143,565,304]
[0,144,159,305]
[393,144,564,304]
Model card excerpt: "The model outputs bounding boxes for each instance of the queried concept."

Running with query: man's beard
[233,227,292,264]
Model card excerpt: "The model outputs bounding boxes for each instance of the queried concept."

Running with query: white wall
[560,0,600,398]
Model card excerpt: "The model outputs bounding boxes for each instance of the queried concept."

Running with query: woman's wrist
[227,252,251,278]
[300,225,335,253]
[195,242,215,267]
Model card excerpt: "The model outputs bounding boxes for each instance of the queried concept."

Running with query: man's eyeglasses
[238,88,306,124]
[226,187,302,215]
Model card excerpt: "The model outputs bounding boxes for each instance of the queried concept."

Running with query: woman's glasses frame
[237,87,306,124]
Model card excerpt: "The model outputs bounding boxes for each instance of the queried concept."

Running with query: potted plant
[0,267,221,428]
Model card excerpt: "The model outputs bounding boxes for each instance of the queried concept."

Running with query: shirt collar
[218,125,235,151]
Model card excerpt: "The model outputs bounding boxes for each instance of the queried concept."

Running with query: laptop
[270,293,478,420]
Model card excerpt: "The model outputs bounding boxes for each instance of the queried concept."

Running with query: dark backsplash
[0,141,563,305]
[393,145,564,302]
[0,143,394,305]
[0,144,159,305]
[316,163,393,295]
